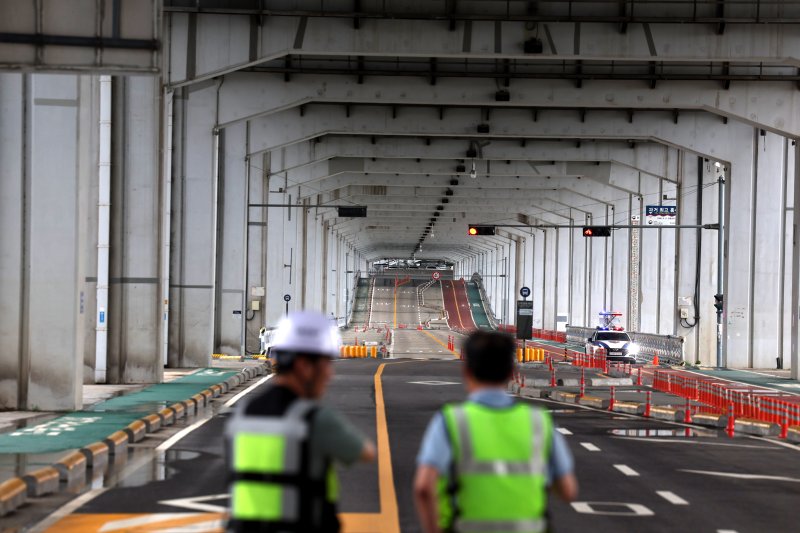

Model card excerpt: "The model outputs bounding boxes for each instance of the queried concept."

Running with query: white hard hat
[271,310,341,359]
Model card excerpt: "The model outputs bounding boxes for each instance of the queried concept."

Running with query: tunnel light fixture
[469,160,477,179]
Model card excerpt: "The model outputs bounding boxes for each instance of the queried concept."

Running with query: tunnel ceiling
[163,0,800,260]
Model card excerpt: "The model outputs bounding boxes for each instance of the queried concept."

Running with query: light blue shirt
[416,389,574,482]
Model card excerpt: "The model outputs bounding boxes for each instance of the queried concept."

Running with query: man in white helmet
[226,310,376,532]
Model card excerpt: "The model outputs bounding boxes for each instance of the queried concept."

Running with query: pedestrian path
[0,368,238,455]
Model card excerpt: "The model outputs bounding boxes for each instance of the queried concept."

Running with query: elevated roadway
[441,279,477,331]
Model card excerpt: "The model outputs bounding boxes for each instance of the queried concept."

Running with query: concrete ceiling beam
[212,72,800,136]
[168,14,800,88]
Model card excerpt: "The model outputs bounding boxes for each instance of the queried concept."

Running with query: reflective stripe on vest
[439,402,552,533]
[227,398,335,525]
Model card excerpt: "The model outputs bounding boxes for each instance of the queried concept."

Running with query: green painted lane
[685,368,800,395]
[0,368,238,454]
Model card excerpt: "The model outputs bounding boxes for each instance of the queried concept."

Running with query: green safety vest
[438,401,553,533]
[226,399,339,531]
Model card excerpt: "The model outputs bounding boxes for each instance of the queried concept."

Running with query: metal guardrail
[566,326,684,365]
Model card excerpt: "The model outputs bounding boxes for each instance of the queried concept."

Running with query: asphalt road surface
[35,342,800,532]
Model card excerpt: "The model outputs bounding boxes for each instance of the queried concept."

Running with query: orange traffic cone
[652,355,660,366]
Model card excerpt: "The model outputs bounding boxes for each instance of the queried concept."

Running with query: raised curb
[125,420,147,443]
[0,363,267,517]
[0,477,27,517]
[141,413,162,433]
[519,388,549,399]
[591,378,633,386]
[578,395,610,409]
[54,451,87,486]
[79,441,110,470]
[158,407,176,426]
[551,391,580,403]
[648,406,684,422]
[691,412,728,428]
[786,425,800,443]
[171,401,188,419]
[611,401,645,415]
[734,417,780,437]
[22,467,59,497]
[103,430,129,456]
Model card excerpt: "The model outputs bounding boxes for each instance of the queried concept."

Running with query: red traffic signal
[582,226,612,237]
[468,225,496,236]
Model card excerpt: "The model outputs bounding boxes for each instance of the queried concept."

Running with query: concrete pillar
[0,73,91,410]
[105,76,164,382]
[214,122,248,356]
[790,140,800,378]
[168,82,219,367]
[750,132,790,368]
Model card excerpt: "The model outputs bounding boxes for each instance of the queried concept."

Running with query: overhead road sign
[646,205,677,226]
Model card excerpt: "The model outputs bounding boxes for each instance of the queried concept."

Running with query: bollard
[780,409,789,439]
[550,366,556,388]
[726,403,736,437]
[609,386,616,411]
[579,368,585,398]
[644,391,652,417]
[521,374,526,388]
[637,367,642,386]
[684,397,693,424]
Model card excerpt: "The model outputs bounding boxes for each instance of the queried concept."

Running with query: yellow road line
[373,363,401,533]
[421,329,460,358]
[450,282,464,329]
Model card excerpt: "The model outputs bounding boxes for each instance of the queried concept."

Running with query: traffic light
[582,226,612,237]
[468,225,496,236]
[714,293,724,313]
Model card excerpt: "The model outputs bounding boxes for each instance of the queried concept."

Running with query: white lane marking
[680,469,800,483]
[657,491,689,505]
[613,437,773,449]
[157,374,273,452]
[224,374,274,407]
[556,427,573,435]
[571,502,654,516]
[613,464,640,477]
[580,442,601,452]
[159,493,229,513]
[718,530,738,533]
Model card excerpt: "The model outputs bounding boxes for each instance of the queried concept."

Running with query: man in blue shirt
[414,331,578,533]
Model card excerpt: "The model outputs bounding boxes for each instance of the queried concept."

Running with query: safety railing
[566,326,684,365]
[650,369,800,437]
[470,273,499,329]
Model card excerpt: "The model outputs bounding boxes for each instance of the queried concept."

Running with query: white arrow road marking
[159,494,230,513]
[614,464,640,477]
[580,442,601,452]
[656,491,689,505]
[680,470,800,483]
